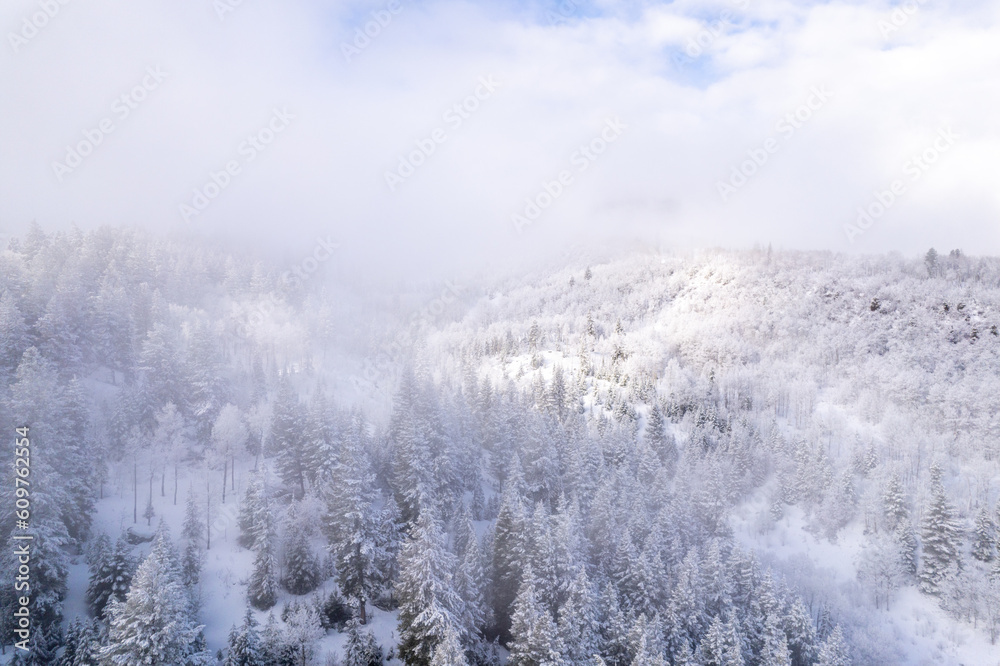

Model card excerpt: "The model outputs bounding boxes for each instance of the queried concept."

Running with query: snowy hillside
[1,228,999,665]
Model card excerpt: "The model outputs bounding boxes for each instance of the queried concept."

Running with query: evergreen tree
[489,472,526,642]
[248,499,279,610]
[429,623,469,666]
[815,626,850,666]
[508,564,562,666]
[760,613,792,666]
[301,387,336,485]
[631,631,668,666]
[881,473,908,532]
[971,506,995,563]
[696,615,744,666]
[283,502,322,595]
[270,374,308,498]
[597,582,630,666]
[557,568,600,665]
[389,371,435,522]
[100,530,212,665]
[224,609,267,666]
[261,613,297,666]
[238,468,270,550]
[323,424,392,623]
[86,534,137,618]
[284,602,324,666]
[919,470,962,595]
[644,404,677,474]
[453,506,488,639]
[343,619,384,666]
[396,509,464,666]
[186,322,229,440]
[181,492,204,588]
[782,597,818,666]
[0,290,29,378]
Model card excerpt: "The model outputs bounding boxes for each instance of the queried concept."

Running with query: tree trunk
[359,597,367,625]
[133,460,137,524]
[206,479,211,551]
[161,467,165,497]
[174,464,178,505]
[232,456,236,491]
[222,463,227,504]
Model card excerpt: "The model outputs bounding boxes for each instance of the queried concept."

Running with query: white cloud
[1,0,998,279]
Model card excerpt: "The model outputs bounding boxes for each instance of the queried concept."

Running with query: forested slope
[1,228,998,665]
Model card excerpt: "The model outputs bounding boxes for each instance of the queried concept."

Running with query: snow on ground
[73,461,401,663]
[732,497,1000,666]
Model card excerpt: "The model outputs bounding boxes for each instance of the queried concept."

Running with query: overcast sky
[1,0,998,280]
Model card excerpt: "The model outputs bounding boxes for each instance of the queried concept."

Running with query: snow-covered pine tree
[343,618,384,666]
[389,370,435,522]
[186,321,229,440]
[322,422,390,623]
[181,491,204,588]
[270,374,308,499]
[260,613,297,666]
[759,613,791,666]
[596,582,630,666]
[248,499,279,610]
[0,290,29,378]
[100,529,212,665]
[881,473,908,532]
[453,508,488,641]
[238,467,270,549]
[644,403,678,474]
[815,626,850,666]
[301,386,336,486]
[429,623,470,666]
[630,631,668,666]
[86,534,137,619]
[782,596,818,666]
[557,567,600,665]
[224,609,267,666]
[282,502,321,595]
[396,508,464,666]
[919,468,962,595]
[283,602,324,666]
[971,506,995,562]
[63,616,104,665]
[696,615,744,666]
[489,471,527,642]
[471,480,487,522]
[508,564,562,666]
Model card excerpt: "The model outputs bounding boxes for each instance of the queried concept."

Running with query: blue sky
[1,0,998,279]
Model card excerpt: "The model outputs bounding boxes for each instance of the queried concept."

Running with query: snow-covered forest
[1,226,999,665]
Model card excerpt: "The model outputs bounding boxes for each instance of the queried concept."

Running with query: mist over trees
[1,226,999,664]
